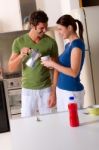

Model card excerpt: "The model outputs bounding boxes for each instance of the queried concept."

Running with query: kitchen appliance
[3,72,22,118]
[19,0,36,26]
[70,6,99,107]
[0,80,10,133]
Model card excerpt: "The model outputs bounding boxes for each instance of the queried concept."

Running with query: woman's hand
[41,59,55,68]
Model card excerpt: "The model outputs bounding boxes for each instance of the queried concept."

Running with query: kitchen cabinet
[0,0,36,33]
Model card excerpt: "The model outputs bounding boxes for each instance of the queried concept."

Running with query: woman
[41,15,85,112]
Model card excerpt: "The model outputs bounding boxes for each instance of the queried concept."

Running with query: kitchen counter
[0,132,12,150]
[10,111,99,150]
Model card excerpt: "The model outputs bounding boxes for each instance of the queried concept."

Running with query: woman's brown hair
[56,15,84,40]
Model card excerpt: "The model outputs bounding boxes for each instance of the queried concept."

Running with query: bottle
[68,96,79,127]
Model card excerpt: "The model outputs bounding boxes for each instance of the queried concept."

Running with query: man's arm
[8,47,30,72]
[48,57,59,108]
[8,52,22,72]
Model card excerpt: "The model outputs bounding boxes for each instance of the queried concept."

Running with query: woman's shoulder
[72,38,84,44]
[71,38,85,50]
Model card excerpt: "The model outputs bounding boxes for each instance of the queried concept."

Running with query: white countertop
[10,111,99,150]
[0,132,12,150]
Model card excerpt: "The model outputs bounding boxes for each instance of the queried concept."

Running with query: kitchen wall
[0,0,81,32]
[35,0,80,26]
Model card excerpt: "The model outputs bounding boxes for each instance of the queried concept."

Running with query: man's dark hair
[29,10,48,26]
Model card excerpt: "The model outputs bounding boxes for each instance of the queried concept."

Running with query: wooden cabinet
[80,0,99,7]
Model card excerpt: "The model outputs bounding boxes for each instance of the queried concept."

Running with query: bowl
[87,105,99,116]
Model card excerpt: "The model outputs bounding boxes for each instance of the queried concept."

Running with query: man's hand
[48,92,56,108]
[20,47,31,59]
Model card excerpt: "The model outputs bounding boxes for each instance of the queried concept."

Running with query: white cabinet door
[0,0,22,32]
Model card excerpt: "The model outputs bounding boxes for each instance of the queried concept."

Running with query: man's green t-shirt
[12,33,58,89]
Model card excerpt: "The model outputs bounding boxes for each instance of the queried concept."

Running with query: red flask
[68,96,79,127]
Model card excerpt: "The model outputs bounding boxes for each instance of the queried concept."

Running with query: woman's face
[57,24,70,39]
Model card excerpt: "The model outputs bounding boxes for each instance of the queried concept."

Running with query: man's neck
[28,31,41,43]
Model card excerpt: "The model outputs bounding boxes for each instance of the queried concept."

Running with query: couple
[8,10,85,117]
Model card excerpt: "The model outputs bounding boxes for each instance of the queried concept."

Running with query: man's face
[35,22,48,38]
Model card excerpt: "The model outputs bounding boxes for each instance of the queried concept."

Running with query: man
[8,10,58,117]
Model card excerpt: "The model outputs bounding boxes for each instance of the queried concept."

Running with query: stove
[3,72,22,118]
[3,71,22,79]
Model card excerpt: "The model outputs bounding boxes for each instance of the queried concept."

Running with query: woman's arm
[48,57,59,107]
[42,47,82,78]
